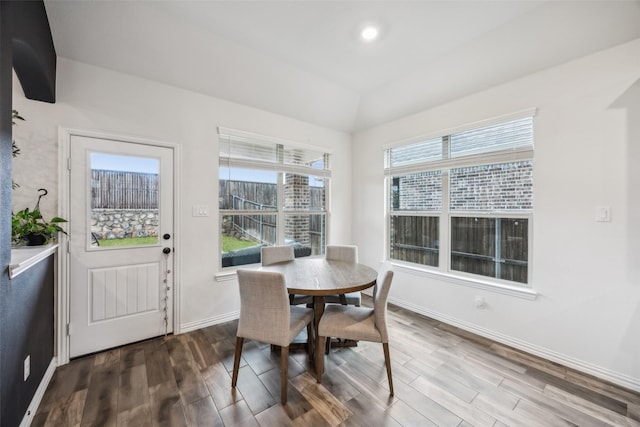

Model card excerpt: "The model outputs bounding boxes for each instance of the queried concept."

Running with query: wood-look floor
[33,299,640,426]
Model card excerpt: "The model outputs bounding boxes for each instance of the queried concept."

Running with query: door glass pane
[90,153,160,248]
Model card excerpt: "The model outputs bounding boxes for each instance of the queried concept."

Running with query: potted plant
[11,207,68,246]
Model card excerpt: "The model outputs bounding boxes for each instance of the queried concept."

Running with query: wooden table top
[259,257,378,296]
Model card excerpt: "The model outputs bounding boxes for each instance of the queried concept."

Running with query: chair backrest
[373,264,394,343]
[261,245,294,266]
[325,245,358,263]
[236,269,291,346]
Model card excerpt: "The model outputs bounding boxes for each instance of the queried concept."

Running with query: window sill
[215,269,241,282]
[390,261,538,300]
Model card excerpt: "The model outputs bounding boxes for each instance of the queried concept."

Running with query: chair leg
[306,323,314,357]
[382,342,394,396]
[232,337,244,387]
[325,336,331,355]
[280,346,289,404]
[316,336,326,383]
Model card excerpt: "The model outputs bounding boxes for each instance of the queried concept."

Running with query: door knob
[162,247,171,254]
[163,233,171,240]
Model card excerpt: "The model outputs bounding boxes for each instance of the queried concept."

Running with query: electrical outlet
[24,355,30,381]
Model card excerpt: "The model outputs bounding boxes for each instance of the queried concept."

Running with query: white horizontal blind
[385,115,534,176]
[219,130,330,178]
[386,137,442,169]
[450,117,533,158]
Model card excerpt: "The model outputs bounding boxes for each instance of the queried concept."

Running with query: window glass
[219,167,277,211]
[451,217,528,284]
[450,161,533,211]
[390,215,439,267]
[391,171,442,211]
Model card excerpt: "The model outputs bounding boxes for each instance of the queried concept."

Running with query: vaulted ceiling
[43,0,640,132]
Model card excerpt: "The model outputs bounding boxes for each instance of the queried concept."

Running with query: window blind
[218,128,330,178]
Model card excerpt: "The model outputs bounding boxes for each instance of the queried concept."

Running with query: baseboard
[19,357,57,427]
[179,311,240,334]
[389,296,640,393]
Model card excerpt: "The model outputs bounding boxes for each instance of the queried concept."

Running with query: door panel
[69,134,174,358]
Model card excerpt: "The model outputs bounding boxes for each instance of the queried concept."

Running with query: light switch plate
[192,205,209,217]
[595,206,611,222]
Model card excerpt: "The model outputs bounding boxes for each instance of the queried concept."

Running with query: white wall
[12,58,352,331]
[352,38,640,390]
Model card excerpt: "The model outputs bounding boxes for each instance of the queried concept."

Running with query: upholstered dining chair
[232,269,314,404]
[323,245,361,306]
[262,245,312,305]
[315,264,395,396]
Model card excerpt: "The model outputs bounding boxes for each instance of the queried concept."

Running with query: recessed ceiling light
[361,25,379,42]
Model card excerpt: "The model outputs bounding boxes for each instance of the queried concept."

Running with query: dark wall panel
[1,257,55,427]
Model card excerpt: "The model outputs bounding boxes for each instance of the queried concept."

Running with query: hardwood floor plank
[254,404,296,427]
[118,364,151,414]
[79,358,119,427]
[544,384,640,427]
[144,339,176,387]
[391,379,463,426]
[500,377,608,426]
[513,399,580,427]
[340,392,402,427]
[234,365,277,415]
[117,405,152,427]
[529,367,628,416]
[185,396,224,427]
[34,389,87,427]
[291,408,332,427]
[242,342,278,376]
[202,361,242,411]
[184,329,220,370]
[148,381,189,427]
[386,399,439,427]
[258,367,313,419]
[167,335,210,405]
[409,375,496,427]
[290,372,352,426]
[218,399,260,427]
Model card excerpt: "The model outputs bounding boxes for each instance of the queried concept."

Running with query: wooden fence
[92,170,158,209]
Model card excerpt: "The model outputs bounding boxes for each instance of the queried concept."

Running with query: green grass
[222,235,260,252]
[96,235,259,252]
[97,236,159,247]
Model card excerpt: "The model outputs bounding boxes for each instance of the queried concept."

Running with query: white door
[69,134,174,358]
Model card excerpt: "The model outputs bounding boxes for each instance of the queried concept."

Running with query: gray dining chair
[232,269,314,404]
[262,245,312,305]
[315,264,395,396]
[323,245,361,306]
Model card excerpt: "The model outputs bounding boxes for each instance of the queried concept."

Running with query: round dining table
[259,257,378,355]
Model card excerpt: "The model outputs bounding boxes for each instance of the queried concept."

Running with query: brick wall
[394,161,532,212]
[450,161,533,211]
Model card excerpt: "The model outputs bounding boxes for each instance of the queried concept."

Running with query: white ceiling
[43,0,640,132]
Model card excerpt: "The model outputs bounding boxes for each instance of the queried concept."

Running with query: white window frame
[217,127,331,273]
[384,110,537,298]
